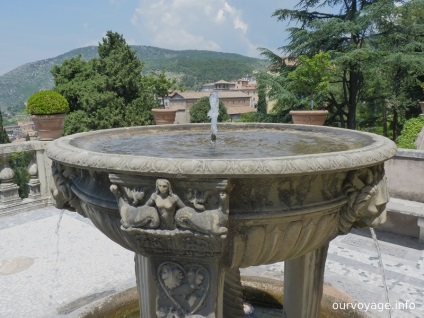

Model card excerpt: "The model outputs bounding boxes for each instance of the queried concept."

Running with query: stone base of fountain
[47,123,396,318]
[78,276,365,318]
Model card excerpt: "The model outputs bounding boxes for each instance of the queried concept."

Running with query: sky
[0,0,296,76]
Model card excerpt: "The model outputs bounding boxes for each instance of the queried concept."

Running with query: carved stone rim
[46,123,397,177]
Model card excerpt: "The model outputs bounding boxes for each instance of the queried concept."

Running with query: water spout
[370,228,392,318]
[208,91,219,143]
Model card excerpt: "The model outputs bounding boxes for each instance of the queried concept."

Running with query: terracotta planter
[289,110,328,126]
[31,113,66,141]
[419,101,424,114]
[152,108,177,125]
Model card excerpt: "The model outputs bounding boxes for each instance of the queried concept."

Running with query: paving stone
[0,207,423,318]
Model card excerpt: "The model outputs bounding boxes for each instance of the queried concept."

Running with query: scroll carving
[111,178,232,236]
[339,164,388,234]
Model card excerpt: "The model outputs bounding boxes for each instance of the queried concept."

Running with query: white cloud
[131,0,257,55]
[215,9,225,23]
[234,16,248,33]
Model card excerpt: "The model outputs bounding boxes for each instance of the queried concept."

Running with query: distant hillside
[0,46,266,111]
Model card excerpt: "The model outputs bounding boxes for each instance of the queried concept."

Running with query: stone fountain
[46,123,396,318]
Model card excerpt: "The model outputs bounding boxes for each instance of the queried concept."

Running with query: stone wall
[383,149,424,241]
[385,149,424,203]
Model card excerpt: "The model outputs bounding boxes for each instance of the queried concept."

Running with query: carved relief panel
[109,174,232,241]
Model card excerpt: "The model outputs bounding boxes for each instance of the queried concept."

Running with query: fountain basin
[47,123,396,318]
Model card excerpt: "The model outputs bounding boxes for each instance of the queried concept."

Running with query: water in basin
[78,129,369,159]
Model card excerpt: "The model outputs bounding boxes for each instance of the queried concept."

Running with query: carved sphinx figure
[175,190,229,235]
[110,184,160,229]
[111,178,230,235]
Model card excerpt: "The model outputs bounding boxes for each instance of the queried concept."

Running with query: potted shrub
[26,90,70,140]
[287,53,331,125]
[289,109,329,125]
[151,107,177,125]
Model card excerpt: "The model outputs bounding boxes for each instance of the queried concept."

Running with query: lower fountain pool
[79,276,365,318]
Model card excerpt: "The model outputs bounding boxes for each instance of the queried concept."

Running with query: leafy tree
[286,52,332,109]
[266,0,424,131]
[0,111,10,144]
[52,31,158,134]
[256,74,268,114]
[9,152,31,198]
[144,70,182,107]
[255,53,298,122]
[189,97,229,123]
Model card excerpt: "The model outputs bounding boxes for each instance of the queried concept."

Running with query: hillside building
[4,121,35,142]
[168,90,256,123]
[201,78,258,108]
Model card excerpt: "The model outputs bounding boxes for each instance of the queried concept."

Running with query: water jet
[47,123,396,317]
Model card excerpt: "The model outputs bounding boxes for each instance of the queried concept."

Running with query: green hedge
[26,90,69,115]
[396,116,424,149]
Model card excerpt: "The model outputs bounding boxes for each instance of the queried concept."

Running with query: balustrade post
[27,156,41,199]
[0,155,21,207]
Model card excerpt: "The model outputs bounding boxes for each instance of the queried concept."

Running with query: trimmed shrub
[26,90,70,115]
[396,116,424,149]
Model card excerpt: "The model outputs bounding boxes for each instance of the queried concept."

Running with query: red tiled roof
[170,91,250,99]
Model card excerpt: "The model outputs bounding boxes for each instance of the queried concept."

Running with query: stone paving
[0,207,423,318]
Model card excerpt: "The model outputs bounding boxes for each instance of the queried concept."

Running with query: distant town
[4,77,258,143]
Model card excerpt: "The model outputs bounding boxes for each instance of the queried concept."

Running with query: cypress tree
[0,111,10,144]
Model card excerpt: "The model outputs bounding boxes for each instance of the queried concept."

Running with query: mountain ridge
[0,45,266,111]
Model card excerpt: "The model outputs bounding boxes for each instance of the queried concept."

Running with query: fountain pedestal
[128,227,230,317]
[47,124,396,318]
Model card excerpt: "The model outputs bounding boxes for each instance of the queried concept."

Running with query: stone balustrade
[0,141,52,217]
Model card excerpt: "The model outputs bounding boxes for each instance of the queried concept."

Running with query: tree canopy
[0,111,10,144]
[260,0,424,135]
[51,31,166,135]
